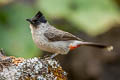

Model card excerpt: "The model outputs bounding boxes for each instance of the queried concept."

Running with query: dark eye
[32,20,40,25]
[33,20,38,23]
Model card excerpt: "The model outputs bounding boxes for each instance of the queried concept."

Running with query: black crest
[35,11,43,19]
[33,11,47,24]
[26,11,47,26]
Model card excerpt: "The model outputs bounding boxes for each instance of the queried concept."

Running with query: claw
[50,54,58,59]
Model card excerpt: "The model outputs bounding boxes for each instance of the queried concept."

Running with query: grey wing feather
[44,29,82,41]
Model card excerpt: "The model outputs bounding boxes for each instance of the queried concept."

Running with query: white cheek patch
[30,24,33,33]
[30,24,32,29]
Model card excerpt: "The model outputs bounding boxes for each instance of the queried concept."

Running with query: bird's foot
[50,54,58,59]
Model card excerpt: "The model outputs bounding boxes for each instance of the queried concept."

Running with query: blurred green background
[0,0,119,58]
[0,0,120,80]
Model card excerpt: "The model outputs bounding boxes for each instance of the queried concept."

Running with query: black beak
[26,19,32,24]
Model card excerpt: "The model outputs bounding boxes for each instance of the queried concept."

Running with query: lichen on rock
[0,49,67,80]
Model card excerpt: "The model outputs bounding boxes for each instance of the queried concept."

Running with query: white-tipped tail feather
[70,41,113,51]
[106,46,113,51]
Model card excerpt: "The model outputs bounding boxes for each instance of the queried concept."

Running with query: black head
[26,11,47,26]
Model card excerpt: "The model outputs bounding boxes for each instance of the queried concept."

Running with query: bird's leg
[50,54,58,59]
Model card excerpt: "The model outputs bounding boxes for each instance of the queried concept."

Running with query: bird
[26,11,113,58]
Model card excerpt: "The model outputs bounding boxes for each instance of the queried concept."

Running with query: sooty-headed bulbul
[26,11,113,58]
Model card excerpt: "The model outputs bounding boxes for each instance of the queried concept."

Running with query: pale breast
[30,24,72,54]
[32,32,71,54]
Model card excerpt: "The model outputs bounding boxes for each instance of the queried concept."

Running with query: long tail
[69,41,113,51]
